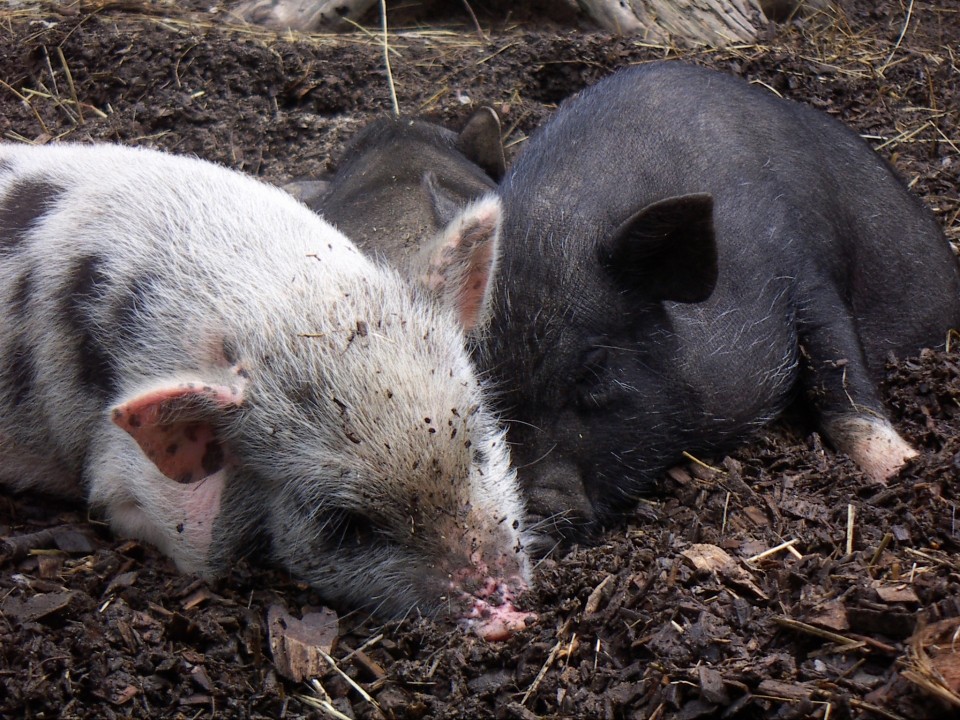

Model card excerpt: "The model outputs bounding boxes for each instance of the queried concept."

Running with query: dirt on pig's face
[208,303,533,628]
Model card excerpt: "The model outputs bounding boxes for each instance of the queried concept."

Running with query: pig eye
[575,346,609,385]
[573,345,613,409]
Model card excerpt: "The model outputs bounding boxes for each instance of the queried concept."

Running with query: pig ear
[457,107,507,181]
[280,176,331,208]
[111,381,245,485]
[422,171,464,229]
[416,194,502,332]
[606,194,718,304]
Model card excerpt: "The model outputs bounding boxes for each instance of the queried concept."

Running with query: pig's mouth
[456,577,536,641]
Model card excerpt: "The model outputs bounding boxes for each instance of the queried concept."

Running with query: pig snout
[451,556,535,641]
[459,577,535,641]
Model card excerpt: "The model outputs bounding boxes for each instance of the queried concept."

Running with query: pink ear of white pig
[111,381,245,484]
[419,195,502,333]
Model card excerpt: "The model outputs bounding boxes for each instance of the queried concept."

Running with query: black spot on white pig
[286,108,506,266]
[421,62,960,537]
[0,142,533,639]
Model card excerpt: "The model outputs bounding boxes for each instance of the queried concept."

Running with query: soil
[2,1,960,718]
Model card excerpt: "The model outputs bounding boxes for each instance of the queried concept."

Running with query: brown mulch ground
[2,1,959,718]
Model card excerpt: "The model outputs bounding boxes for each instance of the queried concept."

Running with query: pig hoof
[826,415,918,483]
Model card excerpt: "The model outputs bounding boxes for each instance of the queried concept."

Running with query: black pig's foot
[824,414,918,482]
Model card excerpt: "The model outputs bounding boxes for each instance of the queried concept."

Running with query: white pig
[0,142,533,639]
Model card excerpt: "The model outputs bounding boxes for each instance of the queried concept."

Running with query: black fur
[9,269,33,318]
[62,255,117,397]
[0,180,63,252]
[111,272,156,347]
[5,338,35,408]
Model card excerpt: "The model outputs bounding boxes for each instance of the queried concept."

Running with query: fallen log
[228,0,832,46]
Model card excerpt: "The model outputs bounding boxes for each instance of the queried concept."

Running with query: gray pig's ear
[422,171,462,228]
[280,177,331,209]
[457,107,507,181]
[605,194,717,304]
[415,194,502,333]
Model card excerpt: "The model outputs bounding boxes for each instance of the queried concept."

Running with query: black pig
[421,62,960,536]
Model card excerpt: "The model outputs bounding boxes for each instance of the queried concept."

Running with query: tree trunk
[228,0,379,32]
[228,0,830,45]
[571,0,831,45]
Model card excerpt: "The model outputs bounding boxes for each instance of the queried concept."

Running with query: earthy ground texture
[2,1,960,718]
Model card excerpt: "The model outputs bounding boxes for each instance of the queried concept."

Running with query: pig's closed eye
[573,345,612,408]
[575,346,609,384]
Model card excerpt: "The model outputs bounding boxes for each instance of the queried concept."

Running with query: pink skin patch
[460,577,537,641]
[453,550,535,641]
[105,470,226,567]
[850,432,917,482]
[111,381,244,484]
[422,200,499,332]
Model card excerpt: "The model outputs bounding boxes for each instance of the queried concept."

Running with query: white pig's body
[0,143,532,637]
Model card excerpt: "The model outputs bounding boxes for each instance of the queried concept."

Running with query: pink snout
[458,577,536,641]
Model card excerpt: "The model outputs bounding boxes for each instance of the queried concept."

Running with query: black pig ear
[605,194,717,304]
[457,107,507,181]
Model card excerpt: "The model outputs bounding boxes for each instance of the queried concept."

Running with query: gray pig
[288,108,506,266]
[0,142,533,639]
[420,62,960,537]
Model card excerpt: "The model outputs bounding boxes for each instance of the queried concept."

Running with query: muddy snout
[449,552,536,641]
[456,575,535,642]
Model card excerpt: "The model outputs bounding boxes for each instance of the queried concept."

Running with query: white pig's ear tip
[477,194,502,214]
[460,194,502,228]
